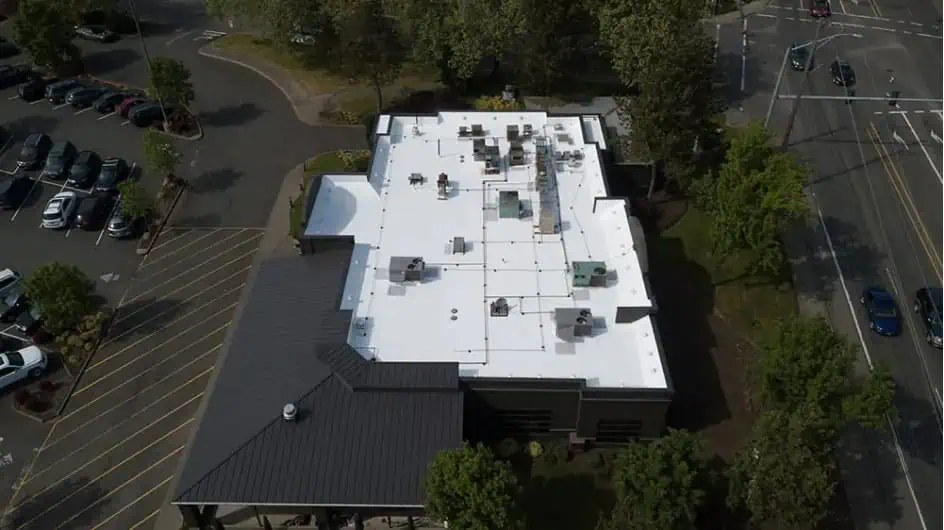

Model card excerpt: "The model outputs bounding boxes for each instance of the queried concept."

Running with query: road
[717,1,943,529]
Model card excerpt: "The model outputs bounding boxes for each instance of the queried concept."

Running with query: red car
[810,0,831,17]
[116,96,148,118]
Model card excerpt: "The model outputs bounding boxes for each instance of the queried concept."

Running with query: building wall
[462,378,671,445]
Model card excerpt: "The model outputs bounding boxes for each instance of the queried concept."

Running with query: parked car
[809,0,831,17]
[45,79,83,103]
[14,301,44,335]
[66,151,102,189]
[0,269,22,299]
[93,90,130,113]
[17,76,51,102]
[75,24,118,42]
[94,157,128,192]
[0,64,29,89]
[0,291,26,323]
[41,141,78,180]
[129,102,166,127]
[790,44,811,71]
[860,287,902,337]
[117,96,148,118]
[914,287,943,348]
[0,177,33,209]
[16,133,52,169]
[830,60,856,86]
[66,86,108,108]
[0,345,48,391]
[75,193,115,230]
[106,208,137,239]
[41,191,78,229]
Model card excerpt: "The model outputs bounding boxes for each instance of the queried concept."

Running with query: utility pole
[780,20,825,150]
[765,46,792,129]
[126,0,170,130]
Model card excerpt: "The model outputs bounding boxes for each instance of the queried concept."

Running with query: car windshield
[3,352,24,366]
[21,146,36,157]
[99,165,117,183]
[111,216,128,228]
[42,209,61,220]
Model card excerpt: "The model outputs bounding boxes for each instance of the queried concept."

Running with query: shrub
[337,149,370,172]
[39,380,57,393]
[496,438,521,459]
[474,95,523,111]
[541,440,572,466]
[57,311,110,368]
[528,440,544,458]
[14,389,32,408]
[26,396,51,413]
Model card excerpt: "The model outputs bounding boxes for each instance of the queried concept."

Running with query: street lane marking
[867,123,942,279]
[112,266,250,325]
[87,304,234,371]
[14,420,192,508]
[97,111,115,120]
[138,229,260,276]
[123,250,258,305]
[14,445,184,530]
[44,372,209,450]
[60,348,219,422]
[194,29,227,41]
[29,393,204,481]
[86,478,173,530]
[165,29,195,45]
[128,509,161,530]
[102,282,244,347]
[139,228,231,268]
[894,112,942,182]
[82,322,230,391]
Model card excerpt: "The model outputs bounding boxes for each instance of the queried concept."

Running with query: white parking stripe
[8,95,19,100]
[120,121,130,126]
[29,100,42,105]
[74,107,93,115]
[897,112,943,183]
[97,196,122,246]
[53,103,69,110]
[10,177,41,221]
[97,111,115,120]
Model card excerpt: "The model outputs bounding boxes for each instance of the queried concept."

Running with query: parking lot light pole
[126,0,171,130]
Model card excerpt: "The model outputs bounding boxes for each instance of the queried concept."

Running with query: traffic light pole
[780,20,825,149]
[127,0,171,130]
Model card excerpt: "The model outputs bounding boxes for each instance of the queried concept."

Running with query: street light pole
[126,0,170,130]
[780,20,825,149]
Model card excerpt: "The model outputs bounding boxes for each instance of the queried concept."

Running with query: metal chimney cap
[283,403,297,421]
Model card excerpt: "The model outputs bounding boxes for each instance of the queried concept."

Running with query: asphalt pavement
[727,1,943,529]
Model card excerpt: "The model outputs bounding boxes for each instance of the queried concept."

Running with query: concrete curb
[136,185,187,256]
[52,311,117,420]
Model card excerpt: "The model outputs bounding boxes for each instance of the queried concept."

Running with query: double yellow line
[866,121,942,281]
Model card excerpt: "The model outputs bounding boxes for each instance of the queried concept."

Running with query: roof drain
[283,403,298,421]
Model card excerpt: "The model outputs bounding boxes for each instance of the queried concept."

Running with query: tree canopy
[148,57,195,107]
[142,130,182,177]
[423,442,523,530]
[693,121,810,275]
[599,429,711,530]
[117,179,154,220]
[23,262,95,334]
[332,0,405,112]
[13,0,80,73]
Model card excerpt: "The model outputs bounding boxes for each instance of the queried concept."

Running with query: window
[0,276,16,290]
[0,366,17,377]
[596,420,643,444]
[495,410,552,437]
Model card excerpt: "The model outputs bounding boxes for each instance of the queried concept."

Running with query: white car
[0,268,22,299]
[0,345,47,391]
[41,191,78,229]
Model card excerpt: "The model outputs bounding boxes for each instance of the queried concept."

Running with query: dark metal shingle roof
[173,247,462,507]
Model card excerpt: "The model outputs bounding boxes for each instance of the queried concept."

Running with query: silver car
[41,191,78,229]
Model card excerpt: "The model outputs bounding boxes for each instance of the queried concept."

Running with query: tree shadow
[522,472,614,530]
[107,298,190,339]
[833,422,905,528]
[199,103,265,127]
[784,214,885,304]
[82,48,141,76]
[890,383,942,466]
[5,476,109,529]
[187,169,243,194]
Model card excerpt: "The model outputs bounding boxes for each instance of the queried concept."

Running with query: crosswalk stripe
[194,30,227,41]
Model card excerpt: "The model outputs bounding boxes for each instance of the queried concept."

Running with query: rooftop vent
[573,261,607,287]
[458,125,471,138]
[522,124,534,137]
[408,173,424,186]
[499,191,520,219]
[490,298,510,317]
[437,173,449,200]
[283,403,298,421]
[555,308,594,341]
[389,256,425,283]
[453,236,466,255]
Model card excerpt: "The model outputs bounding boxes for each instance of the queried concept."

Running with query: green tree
[599,0,717,187]
[751,316,896,432]
[148,57,195,108]
[598,429,710,530]
[23,262,95,334]
[692,121,809,275]
[424,442,523,530]
[117,179,155,220]
[334,0,405,112]
[13,0,81,73]
[727,407,836,529]
[142,130,182,177]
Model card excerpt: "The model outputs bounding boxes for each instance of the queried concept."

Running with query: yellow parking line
[141,228,234,269]
[15,420,192,508]
[1,423,58,519]
[28,393,204,482]
[87,478,172,530]
[15,445,184,530]
[146,227,213,255]
[45,372,210,450]
[113,267,249,326]
[128,509,161,530]
[60,348,219,422]
[124,249,258,306]
[88,304,235,371]
[102,282,243,348]
[79,323,230,393]
[140,229,258,273]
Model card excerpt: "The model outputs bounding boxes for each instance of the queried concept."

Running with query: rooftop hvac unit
[408,173,424,186]
[437,173,449,200]
[490,297,510,317]
[458,126,472,138]
[471,124,485,137]
[509,142,525,167]
[554,308,594,341]
[507,124,520,141]
[572,261,607,287]
[452,236,466,254]
[473,139,487,160]
[522,124,534,137]
[499,191,520,219]
[389,256,425,283]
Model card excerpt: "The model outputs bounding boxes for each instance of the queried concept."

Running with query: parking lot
[3,226,262,529]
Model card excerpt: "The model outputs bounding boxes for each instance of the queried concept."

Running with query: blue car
[861,287,902,337]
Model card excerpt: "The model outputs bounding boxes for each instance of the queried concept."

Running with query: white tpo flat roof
[305,111,667,389]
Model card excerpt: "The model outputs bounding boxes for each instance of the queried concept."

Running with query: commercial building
[171,111,672,528]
